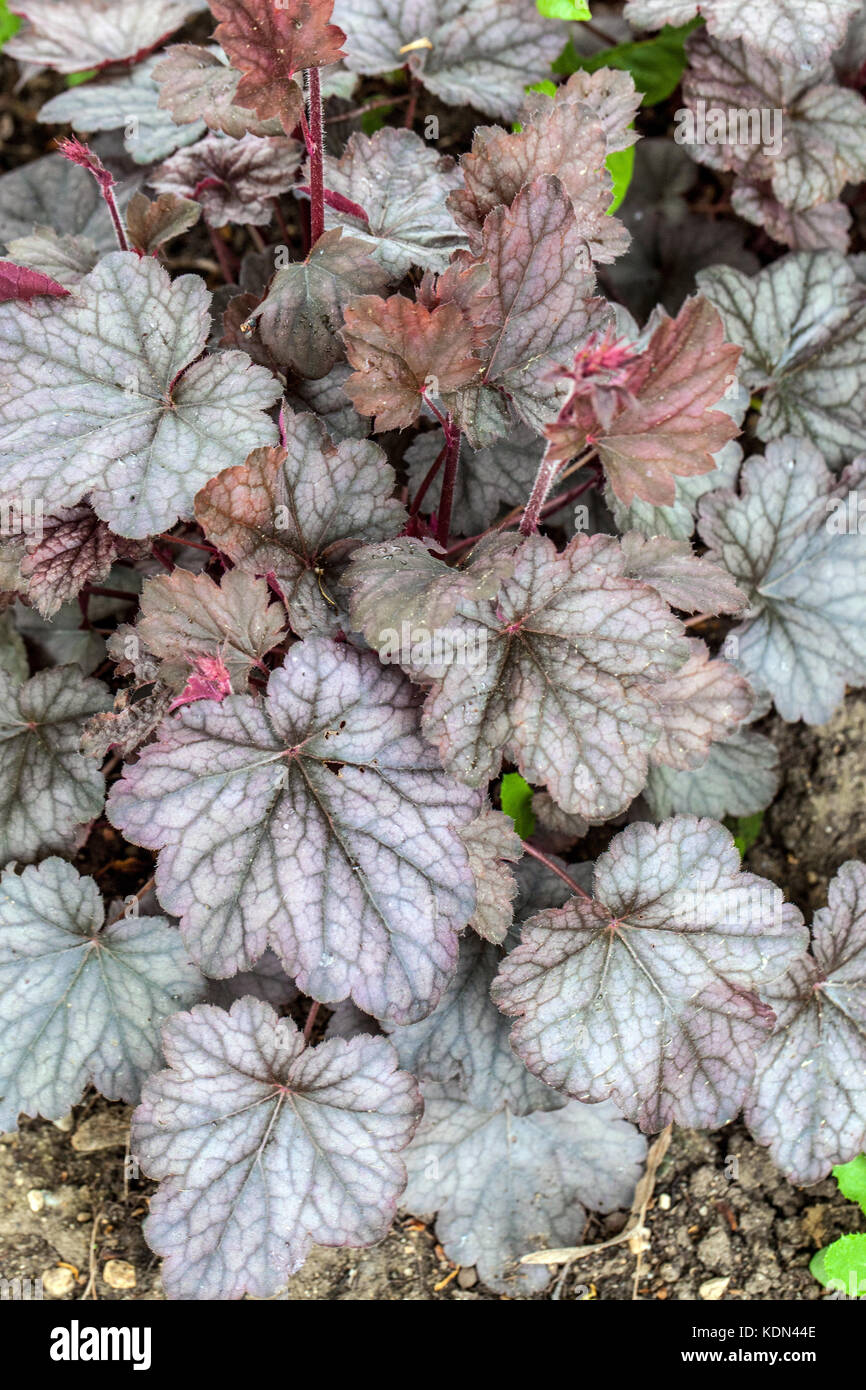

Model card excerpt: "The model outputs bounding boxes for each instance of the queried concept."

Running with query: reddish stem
[435,419,462,550]
[522,841,591,901]
[303,1001,321,1042]
[206,222,237,283]
[409,442,447,516]
[306,66,326,245]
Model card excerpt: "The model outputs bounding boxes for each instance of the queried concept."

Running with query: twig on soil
[79,1207,104,1301]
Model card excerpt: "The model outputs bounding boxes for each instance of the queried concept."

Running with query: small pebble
[26,1188,45,1213]
[42,1266,76,1298]
[699,1276,730,1301]
[457,1267,478,1289]
[102,1259,137,1290]
[658,1193,671,1211]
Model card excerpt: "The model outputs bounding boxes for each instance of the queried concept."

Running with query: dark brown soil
[3,692,865,1303]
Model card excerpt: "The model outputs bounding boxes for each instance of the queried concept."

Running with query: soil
[3,692,865,1304]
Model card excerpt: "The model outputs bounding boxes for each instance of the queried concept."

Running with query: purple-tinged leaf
[0,251,281,539]
[195,408,405,638]
[206,950,297,1011]
[546,296,741,507]
[492,817,807,1130]
[0,260,69,301]
[449,83,631,265]
[125,191,201,253]
[458,803,523,946]
[745,861,866,1183]
[644,728,780,822]
[0,667,111,861]
[325,1000,379,1041]
[19,504,143,618]
[38,54,208,166]
[624,0,861,67]
[108,638,482,1022]
[403,1086,645,1293]
[6,228,99,289]
[697,253,866,466]
[284,362,367,442]
[731,184,851,254]
[681,33,866,215]
[418,532,690,822]
[644,639,754,772]
[332,0,566,120]
[448,176,609,447]
[619,531,746,615]
[6,0,204,72]
[210,0,345,129]
[132,999,421,1299]
[151,133,302,228]
[344,534,518,664]
[118,569,287,693]
[530,794,590,851]
[387,929,555,1114]
[341,293,482,431]
[608,439,743,542]
[246,229,390,379]
[0,858,204,1130]
[81,684,176,760]
[322,128,468,278]
[152,44,284,139]
[523,68,642,154]
[698,436,866,724]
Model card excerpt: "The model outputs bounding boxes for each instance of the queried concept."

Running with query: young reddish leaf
[697,252,866,465]
[246,228,390,379]
[19,504,143,618]
[132,999,421,1299]
[523,68,642,154]
[449,87,631,265]
[404,1089,645,1293]
[169,654,233,711]
[0,667,111,862]
[682,33,866,215]
[0,260,69,301]
[0,251,281,538]
[418,532,691,821]
[493,817,807,1130]
[6,0,203,71]
[152,43,284,138]
[447,176,610,446]
[0,858,204,1131]
[625,0,862,68]
[151,133,302,228]
[745,861,866,1183]
[196,408,405,637]
[125,191,201,253]
[120,569,288,693]
[333,0,566,120]
[210,0,346,129]
[341,294,482,430]
[107,639,482,1022]
[546,296,741,507]
[698,436,866,724]
[322,128,467,277]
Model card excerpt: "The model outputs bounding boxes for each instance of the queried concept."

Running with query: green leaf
[537,0,591,18]
[553,20,700,106]
[361,107,389,135]
[66,69,97,87]
[605,142,634,214]
[0,0,21,47]
[500,772,536,840]
[725,812,764,858]
[814,1234,866,1297]
[834,1155,866,1215]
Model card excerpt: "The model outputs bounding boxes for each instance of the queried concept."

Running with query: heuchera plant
[1,0,866,1300]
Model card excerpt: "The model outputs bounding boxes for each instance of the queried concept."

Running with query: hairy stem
[306,66,326,245]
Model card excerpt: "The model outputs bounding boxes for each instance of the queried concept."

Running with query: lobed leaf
[152,43,284,139]
[151,132,302,228]
[5,0,204,71]
[624,0,862,67]
[210,0,345,129]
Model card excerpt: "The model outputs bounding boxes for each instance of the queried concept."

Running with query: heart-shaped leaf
[132,998,421,1299]
[151,133,302,227]
[625,0,862,67]
[0,858,204,1130]
[108,638,481,1022]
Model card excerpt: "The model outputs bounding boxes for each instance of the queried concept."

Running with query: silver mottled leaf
[625,0,861,67]
[643,728,780,821]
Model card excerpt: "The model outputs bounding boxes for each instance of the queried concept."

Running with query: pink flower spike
[169,653,233,712]
[56,137,130,252]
